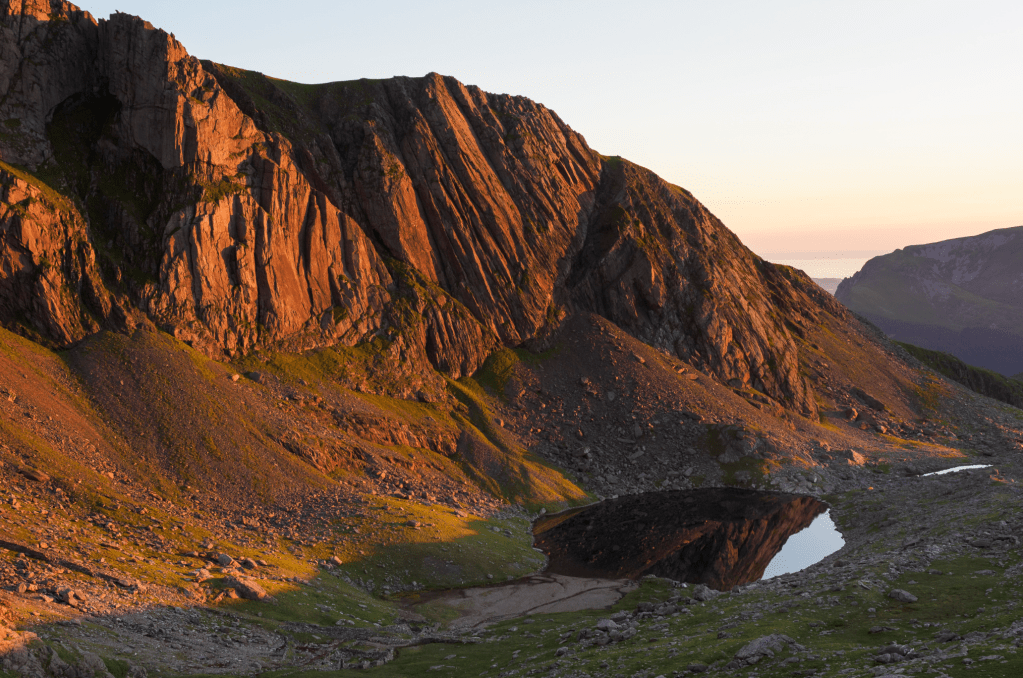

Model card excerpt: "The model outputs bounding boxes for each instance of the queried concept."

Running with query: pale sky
[78,0,1021,258]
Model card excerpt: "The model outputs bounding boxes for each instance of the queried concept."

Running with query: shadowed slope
[837,226,1023,376]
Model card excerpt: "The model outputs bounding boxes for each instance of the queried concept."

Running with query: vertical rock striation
[0,0,844,412]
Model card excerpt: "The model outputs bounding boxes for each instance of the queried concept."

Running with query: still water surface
[533,488,841,590]
[761,509,844,579]
[922,464,992,477]
[770,257,869,279]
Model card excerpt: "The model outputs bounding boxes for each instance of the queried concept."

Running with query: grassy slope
[3,287,1018,677]
[219,466,1023,678]
[0,323,587,601]
[898,342,1023,410]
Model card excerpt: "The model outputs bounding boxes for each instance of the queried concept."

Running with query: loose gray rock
[734,634,801,664]
[47,648,72,676]
[875,653,903,665]
[78,652,115,678]
[692,584,719,602]
[888,589,918,603]
[56,588,84,606]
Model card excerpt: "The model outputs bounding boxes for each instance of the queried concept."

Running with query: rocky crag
[0,0,852,414]
[837,226,1023,376]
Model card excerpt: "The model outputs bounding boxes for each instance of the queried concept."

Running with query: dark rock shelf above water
[533,488,828,591]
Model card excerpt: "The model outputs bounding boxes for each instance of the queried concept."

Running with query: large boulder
[228,576,268,601]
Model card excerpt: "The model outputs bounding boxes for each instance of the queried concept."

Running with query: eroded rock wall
[0,1,99,167]
[0,5,393,357]
[0,1,841,411]
[562,160,822,414]
[0,165,113,342]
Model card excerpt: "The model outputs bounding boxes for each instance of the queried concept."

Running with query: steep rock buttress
[0,0,843,413]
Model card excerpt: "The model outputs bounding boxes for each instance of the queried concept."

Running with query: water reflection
[534,488,828,591]
[761,509,844,579]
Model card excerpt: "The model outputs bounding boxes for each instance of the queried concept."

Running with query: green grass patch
[333,498,546,594]
[719,456,780,487]
[0,159,74,211]
[101,657,132,678]
[233,572,397,627]
[899,341,1023,410]
[472,347,520,396]
[472,345,561,399]
[446,378,589,511]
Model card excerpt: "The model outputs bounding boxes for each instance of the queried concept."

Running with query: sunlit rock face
[0,1,861,414]
[533,488,827,590]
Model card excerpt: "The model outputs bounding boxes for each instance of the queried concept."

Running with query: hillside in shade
[837,226,1023,376]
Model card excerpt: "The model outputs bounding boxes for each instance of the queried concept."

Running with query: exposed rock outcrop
[0,0,100,168]
[0,163,113,342]
[1,4,394,357]
[560,160,823,412]
[0,0,845,412]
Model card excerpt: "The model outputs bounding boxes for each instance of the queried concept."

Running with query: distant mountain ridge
[836,226,1023,376]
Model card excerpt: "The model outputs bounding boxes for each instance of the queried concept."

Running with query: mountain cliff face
[0,0,850,414]
[836,226,1023,376]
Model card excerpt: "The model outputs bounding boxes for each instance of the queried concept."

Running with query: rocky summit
[1,3,1023,678]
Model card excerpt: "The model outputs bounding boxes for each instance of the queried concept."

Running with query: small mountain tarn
[533,488,828,590]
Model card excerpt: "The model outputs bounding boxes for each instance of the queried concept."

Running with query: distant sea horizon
[763,251,885,280]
